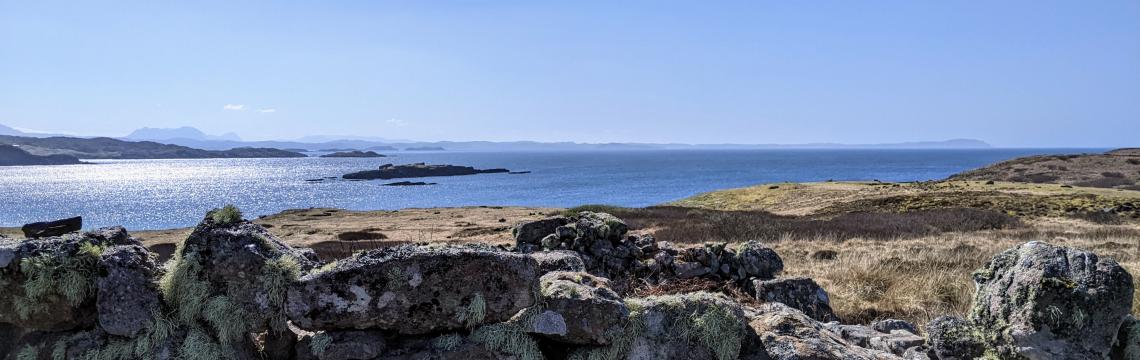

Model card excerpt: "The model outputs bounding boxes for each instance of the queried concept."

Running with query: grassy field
[657,181,1140,325]
[670,180,1140,220]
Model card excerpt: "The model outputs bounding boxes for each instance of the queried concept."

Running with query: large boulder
[96,244,162,337]
[751,277,838,322]
[733,240,784,280]
[522,271,628,345]
[1111,315,1140,360]
[161,210,314,353]
[570,292,750,360]
[748,302,897,360]
[20,216,82,238]
[287,244,540,334]
[0,227,137,330]
[968,241,1133,359]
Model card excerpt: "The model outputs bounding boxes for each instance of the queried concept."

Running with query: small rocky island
[0,145,84,166]
[343,162,509,180]
[319,150,387,158]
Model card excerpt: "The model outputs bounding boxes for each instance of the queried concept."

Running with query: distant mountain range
[125,126,242,142]
[0,123,994,158]
[0,134,305,160]
[104,126,992,151]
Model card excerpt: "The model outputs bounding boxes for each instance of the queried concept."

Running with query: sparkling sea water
[0,149,1094,230]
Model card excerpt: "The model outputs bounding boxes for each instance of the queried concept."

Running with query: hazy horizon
[2,1,1138,147]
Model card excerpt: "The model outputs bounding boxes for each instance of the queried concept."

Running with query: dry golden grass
[766,219,1140,326]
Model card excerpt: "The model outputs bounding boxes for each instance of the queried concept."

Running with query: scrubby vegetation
[564,205,1020,244]
[210,204,243,225]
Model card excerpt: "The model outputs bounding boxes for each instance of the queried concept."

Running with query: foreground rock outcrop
[2,209,1136,360]
[926,241,1134,359]
[287,244,540,334]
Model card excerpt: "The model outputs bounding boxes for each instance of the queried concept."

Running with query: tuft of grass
[178,327,225,360]
[310,332,332,356]
[259,255,300,332]
[431,333,464,352]
[470,323,543,360]
[15,240,104,319]
[692,304,744,360]
[203,296,252,345]
[210,205,243,225]
[16,345,39,360]
[160,252,210,326]
[457,293,487,328]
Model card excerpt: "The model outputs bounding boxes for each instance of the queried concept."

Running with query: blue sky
[1,1,1137,147]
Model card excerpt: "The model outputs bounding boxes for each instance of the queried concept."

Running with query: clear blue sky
[1,1,1137,147]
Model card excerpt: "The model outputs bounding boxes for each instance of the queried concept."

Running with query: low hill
[0,135,305,159]
[671,180,1140,221]
[949,148,1140,190]
[0,145,83,166]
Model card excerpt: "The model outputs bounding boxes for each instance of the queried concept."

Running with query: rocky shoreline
[1,209,1136,359]
[343,163,510,180]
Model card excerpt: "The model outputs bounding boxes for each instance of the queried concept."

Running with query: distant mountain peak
[125,126,243,142]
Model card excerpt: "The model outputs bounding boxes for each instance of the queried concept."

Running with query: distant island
[0,135,305,160]
[320,150,387,158]
[343,163,510,180]
[0,145,84,166]
[404,146,446,151]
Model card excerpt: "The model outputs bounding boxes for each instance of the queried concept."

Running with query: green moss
[210,205,243,225]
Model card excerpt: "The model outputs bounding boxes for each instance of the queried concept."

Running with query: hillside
[0,135,305,159]
[671,180,1140,221]
[949,148,1140,190]
[0,144,83,166]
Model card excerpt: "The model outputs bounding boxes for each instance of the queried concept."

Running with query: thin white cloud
[223,104,246,111]
[258,108,276,113]
[386,118,407,127]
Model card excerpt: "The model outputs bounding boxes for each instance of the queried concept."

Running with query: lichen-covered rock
[1111,315,1140,360]
[924,316,984,360]
[96,245,161,337]
[734,241,784,280]
[296,330,387,360]
[0,227,138,330]
[524,271,628,345]
[873,319,919,335]
[514,216,570,253]
[570,292,750,360]
[0,323,25,358]
[374,330,540,360]
[969,241,1133,359]
[824,322,923,356]
[530,250,586,274]
[748,302,897,360]
[287,244,540,334]
[161,211,314,354]
[752,277,837,322]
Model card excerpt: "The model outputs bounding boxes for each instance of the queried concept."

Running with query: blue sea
[0,149,1097,230]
